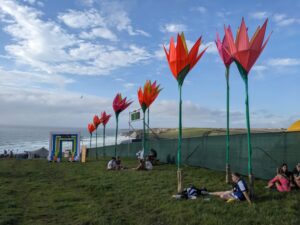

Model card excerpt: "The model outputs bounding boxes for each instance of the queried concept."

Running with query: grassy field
[0,158,299,225]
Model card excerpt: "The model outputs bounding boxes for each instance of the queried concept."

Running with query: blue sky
[0,0,299,129]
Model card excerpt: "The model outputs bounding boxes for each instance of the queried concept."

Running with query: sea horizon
[0,124,129,154]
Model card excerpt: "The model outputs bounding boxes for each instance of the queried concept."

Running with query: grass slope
[0,158,299,225]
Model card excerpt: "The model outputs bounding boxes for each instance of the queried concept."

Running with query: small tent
[287,120,300,132]
[27,147,49,159]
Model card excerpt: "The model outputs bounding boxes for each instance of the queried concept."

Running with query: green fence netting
[87,131,300,180]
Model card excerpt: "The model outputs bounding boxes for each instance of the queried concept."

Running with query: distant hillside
[123,128,286,139]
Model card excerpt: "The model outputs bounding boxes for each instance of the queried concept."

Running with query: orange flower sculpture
[164,32,207,193]
[138,80,161,112]
[113,93,132,157]
[163,33,207,86]
[138,80,161,157]
[225,18,271,191]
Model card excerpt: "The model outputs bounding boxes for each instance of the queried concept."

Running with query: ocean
[0,125,129,154]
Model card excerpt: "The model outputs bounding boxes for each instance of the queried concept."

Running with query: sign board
[130,109,141,121]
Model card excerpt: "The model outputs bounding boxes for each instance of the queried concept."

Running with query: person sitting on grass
[107,157,117,170]
[281,163,293,186]
[145,156,153,170]
[134,159,146,170]
[292,163,300,189]
[265,167,291,192]
[148,148,157,165]
[210,172,251,204]
[115,156,127,170]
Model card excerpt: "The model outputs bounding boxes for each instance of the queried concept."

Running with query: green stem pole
[225,66,231,182]
[244,76,252,176]
[143,110,146,158]
[178,84,182,169]
[95,128,98,160]
[89,133,92,149]
[103,126,106,157]
[147,108,150,151]
[114,115,119,157]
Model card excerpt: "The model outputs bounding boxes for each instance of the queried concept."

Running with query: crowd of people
[106,147,300,202]
[266,163,300,192]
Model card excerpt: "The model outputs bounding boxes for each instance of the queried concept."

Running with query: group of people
[174,162,300,204]
[106,149,158,171]
[0,150,14,158]
[174,172,252,204]
[266,163,300,192]
[107,156,127,170]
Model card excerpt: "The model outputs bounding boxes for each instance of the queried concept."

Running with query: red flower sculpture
[215,26,235,183]
[88,123,96,134]
[113,93,132,157]
[224,18,271,192]
[93,115,101,128]
[100,111,111,127]
[225,18,271,74]
[163,32,207,85]
[113,93,132,116]
[216,26,234,67]
[138,80,161,112]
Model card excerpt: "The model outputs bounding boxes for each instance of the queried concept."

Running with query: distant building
[26,147,49,159]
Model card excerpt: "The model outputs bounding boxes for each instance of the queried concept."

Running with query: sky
[0,0,299,129]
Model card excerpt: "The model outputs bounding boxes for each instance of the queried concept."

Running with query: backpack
[181,186,208,199]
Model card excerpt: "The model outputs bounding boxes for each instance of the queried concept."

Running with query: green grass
[0,158,299,225]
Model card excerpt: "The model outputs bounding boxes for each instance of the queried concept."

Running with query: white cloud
[160,23,187,33]
[79,27,118,41]
[273,14,287,22]
[154,47,166,60]
[191,6,207,13]
[0,1,151,76]
[80,0,95,7]
[99,1,149,37]
[123,83,135,89]
[252,65,267,72]
[58,9,105,29]
[22,0,43,6]
[249,11,269,20]
[273,14,300,26]
[149,100,288,128]
[201,41,217,54]
[267,58,300,66]
[0,68,74,89]
[0,86,116,127]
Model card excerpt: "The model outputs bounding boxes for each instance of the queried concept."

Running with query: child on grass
[210,172,251,204]
[266,167,291,192]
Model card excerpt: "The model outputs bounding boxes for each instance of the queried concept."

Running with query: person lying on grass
[265,167,291,192]
[172,186,208,200]
[210,172,251,204]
